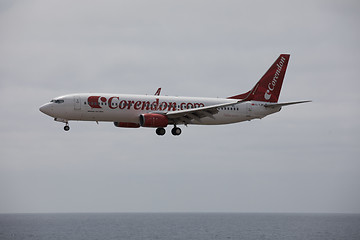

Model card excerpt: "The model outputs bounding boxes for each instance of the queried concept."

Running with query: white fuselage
[38,54,310,135]
[39,93,281,126]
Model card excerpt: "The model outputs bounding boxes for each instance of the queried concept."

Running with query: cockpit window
[50,99,64,104]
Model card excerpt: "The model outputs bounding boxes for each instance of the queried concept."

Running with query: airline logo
[87,96,205,111]
[264,56,286,100]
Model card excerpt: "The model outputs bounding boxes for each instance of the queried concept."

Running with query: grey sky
[0,0,359,213]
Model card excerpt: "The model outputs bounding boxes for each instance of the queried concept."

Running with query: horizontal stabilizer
[264,100,311,108]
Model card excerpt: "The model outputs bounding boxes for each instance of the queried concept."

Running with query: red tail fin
[228,54,290,103]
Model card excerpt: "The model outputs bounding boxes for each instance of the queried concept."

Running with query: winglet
[154,88,161,96]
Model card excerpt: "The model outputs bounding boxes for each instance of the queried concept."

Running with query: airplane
[39,54,310,136]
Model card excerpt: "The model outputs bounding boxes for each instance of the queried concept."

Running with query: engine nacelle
[114,122,140,128]
[139,113,168,128]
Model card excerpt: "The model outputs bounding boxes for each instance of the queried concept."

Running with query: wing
[164,100,241,125]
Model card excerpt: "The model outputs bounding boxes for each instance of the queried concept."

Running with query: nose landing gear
[54,118,70,131]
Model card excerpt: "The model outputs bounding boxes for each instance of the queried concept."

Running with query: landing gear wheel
[171,127,181,136]
[156,127,166,136]
[64,125,70,131]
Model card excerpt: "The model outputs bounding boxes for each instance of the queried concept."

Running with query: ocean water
[0,213,359,240]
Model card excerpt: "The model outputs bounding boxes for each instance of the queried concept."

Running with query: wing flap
[166,100,240,124]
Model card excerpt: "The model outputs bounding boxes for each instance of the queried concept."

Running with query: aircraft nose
[39,103,53,116]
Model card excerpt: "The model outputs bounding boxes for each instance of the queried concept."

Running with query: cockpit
[50,99,64,104]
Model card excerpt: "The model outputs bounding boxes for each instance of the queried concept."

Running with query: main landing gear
[156,127,166,136]
[171,127,181,136]
[64,123,70,131]
[156,126,182,136]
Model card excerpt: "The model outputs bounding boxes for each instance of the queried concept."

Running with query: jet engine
[139,113,168,127]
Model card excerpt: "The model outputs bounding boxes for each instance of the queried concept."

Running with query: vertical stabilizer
[229,54,290,103]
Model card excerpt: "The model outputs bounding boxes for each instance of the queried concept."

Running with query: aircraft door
[74,96,81,110]
[246,102,252,117]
